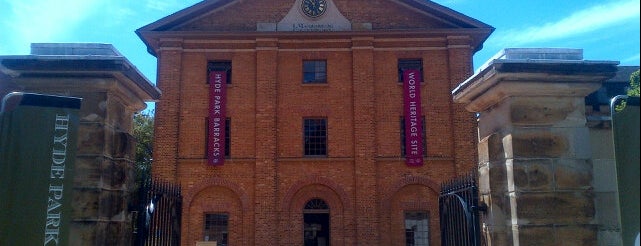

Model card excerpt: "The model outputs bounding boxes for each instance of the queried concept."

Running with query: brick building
[137,0,493,245]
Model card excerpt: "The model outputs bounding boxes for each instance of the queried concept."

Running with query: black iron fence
[133,179,182,246]
[439,172,486,246]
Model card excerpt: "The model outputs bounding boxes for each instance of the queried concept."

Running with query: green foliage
[134,110,154,182]
[628,69,639,97]
[615,69,640,111]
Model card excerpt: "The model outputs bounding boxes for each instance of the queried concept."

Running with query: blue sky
[1,0,639,111]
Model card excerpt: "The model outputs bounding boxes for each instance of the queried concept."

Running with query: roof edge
[136,0,495,56]
[405,0,494,29]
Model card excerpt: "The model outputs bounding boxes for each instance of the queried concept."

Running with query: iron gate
[439,172,486,246]
[133,179,182,246]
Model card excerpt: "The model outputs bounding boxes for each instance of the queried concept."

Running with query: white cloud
[621,53,641,64]
[98,3,137,28]
[489,0,640,47]
[145,0,181,12]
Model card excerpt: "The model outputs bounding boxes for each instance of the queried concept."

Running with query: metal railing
[133,179,182,246]
[439,172,486,246]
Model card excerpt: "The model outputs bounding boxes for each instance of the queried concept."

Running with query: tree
[615,69,640,111]
[627,69,639,97]
[134,110,154,182]
[132,111,155,244]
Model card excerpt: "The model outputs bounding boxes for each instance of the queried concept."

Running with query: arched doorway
[303,198,330,246]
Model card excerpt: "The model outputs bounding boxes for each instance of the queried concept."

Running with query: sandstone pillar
[1,43,160,246]
[452,49,618,245]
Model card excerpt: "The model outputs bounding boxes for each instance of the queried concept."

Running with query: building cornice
[139,27,493,56]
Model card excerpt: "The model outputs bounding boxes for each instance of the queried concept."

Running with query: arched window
[304,198,329,211]
[303,198,330,246]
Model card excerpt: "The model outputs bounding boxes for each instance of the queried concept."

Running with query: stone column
[1,43,161,246]
[452,49,618,245]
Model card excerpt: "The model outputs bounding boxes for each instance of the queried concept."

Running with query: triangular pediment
[136,0,494,56]
[138,0,492,33]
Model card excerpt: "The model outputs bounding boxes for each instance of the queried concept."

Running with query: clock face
[301,0,327,18]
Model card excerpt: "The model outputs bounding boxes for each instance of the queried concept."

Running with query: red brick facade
[138,0,492,245]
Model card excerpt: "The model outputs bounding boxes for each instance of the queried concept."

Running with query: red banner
[403,70,424,166]
[208,71,226,166]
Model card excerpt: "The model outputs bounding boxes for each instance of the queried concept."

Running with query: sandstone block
[509,127,591,159]
[73,156,106,187]
[77,123,106,155]
[554,159,592,190]
[511,132,568,158]
[99,190,125,219]
[512,159,554,191]
[517,225,555,246]
[509,97,584,126]
[488,160,508,193]
[484,224,513,246]
[111,131,134,160]
[555,225,597,245]
[515,191,595,224]
[101,160,132,189]
[69,222,97,246]
[78,92,107,122]
[479,133,506,163]
[71,188,100,219]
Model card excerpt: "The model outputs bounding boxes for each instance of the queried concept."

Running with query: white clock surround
[276,0,351,31]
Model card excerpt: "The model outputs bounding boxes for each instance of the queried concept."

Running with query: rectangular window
[303,60,327,83]
[225,118,230,157]
[303,118,327,156]
[405,211,429,246]
[203,213,228,245]
[398,59,423,83]
[207,61,232,84]
[205,117,231,158]
[400,117,427,157]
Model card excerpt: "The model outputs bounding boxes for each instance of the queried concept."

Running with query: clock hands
[302,0,326,18]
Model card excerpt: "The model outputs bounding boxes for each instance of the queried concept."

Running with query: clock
[301,0,327,18]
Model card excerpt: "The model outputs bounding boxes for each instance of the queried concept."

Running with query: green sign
[1,92,81,246]
[612,96,640,246]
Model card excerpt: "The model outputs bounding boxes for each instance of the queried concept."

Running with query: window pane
[398,59,423,82]
[303,60,327,83]
[208,61,232,84]
[304,199,330,210]
[204,213,228,246]
[400,117,427,156]
[225,118,230,157]
[405,212,429,246]
[304,118,327,156]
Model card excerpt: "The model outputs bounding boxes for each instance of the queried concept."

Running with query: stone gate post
[1,43,160,245]
[452,49,619,245]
